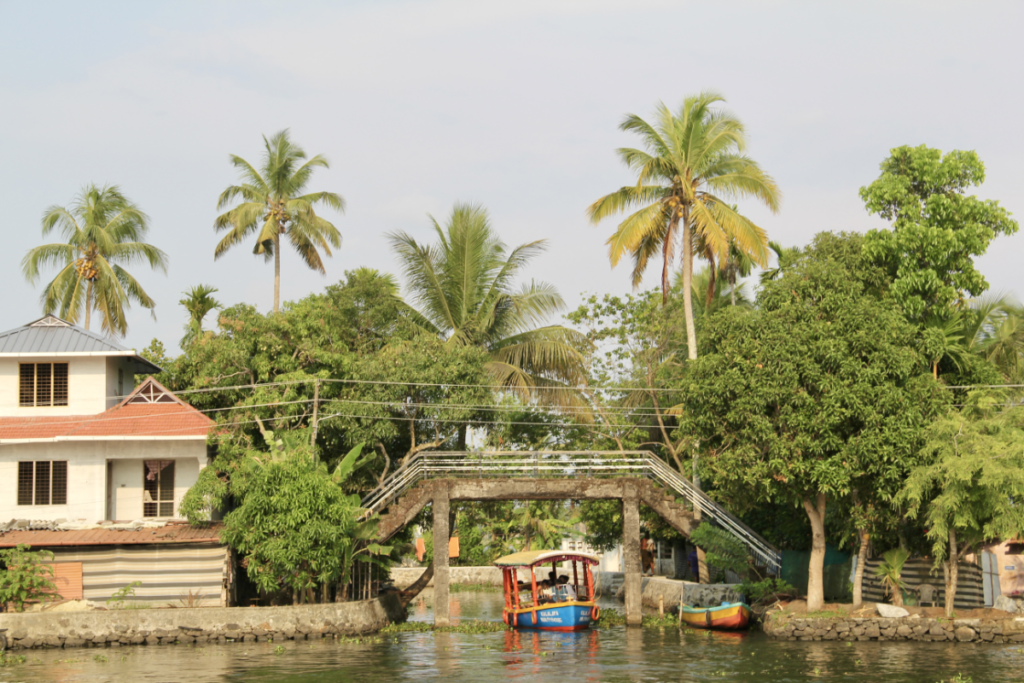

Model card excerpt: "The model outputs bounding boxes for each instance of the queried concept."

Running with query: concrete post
[432,488,451,627]
[622,486,642,626]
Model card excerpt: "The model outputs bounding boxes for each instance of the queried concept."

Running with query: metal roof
[0,315,161,373]
[0,522,225,548]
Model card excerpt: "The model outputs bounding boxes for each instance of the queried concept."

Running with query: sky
[1,0,1022,351]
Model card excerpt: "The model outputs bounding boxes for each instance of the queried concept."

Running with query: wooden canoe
[679,602,751,630]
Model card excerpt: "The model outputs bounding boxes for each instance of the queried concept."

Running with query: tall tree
[677,233,941,611]
[587,91,780,361]
[214,129,345,313]
[22,184,168,337]
[388,203,589,423]
[900,394,1024,616]
[179,284,222,347]
[860,145,1018,323]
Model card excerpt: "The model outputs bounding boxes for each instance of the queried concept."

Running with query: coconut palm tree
[759,241,803,284]
[214,129,345,313]
[21,184,168,336]
[179,284,222,347]
[388,203,589,423]
[587,92,781,361]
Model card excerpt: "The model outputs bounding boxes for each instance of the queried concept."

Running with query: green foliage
[106,581,142,609]
[900,394,1024,571]
[679,232,942,514]
[0,545,60,612]
[861,145,1018,322]
[737,577,796,604]
[219,439,363,596]
[873,548,910,606]
[689,524,750,577]
[677,232,944,609]
[21,183,168,336]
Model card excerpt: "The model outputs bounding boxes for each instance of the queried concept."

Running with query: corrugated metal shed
[0,315,161,373]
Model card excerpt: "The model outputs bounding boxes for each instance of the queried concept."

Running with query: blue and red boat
[495,549,601,631]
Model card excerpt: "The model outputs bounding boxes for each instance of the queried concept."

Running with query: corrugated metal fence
[861,558,984,609]
[50,543,228,607]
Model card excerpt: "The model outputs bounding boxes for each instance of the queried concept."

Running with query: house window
[17,461,68,505]
[143,461,175,517]
[19,363,69,407]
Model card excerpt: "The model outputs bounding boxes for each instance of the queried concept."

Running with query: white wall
[104,357,137,409]
[0,440,206,522]
[0,357,109,417]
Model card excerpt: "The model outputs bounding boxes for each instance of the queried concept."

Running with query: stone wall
[764,613,1024,644]
[0,595,405,651]
[613,577,744,610]
[389,566,503,589]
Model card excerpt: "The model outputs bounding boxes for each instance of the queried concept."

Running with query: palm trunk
[944,528,958,617]
[802,493,827,613]
[705,255,717,310]
[84,281,93,331]
[273,233,281,313]
[729,271,737,307]
[680,210,697,361]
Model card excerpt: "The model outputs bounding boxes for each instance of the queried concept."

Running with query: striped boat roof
[494,549,599,567]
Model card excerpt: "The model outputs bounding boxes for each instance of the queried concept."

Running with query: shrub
[0,545,61,612]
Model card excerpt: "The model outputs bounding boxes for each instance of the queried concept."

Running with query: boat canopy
[494,549,600,568]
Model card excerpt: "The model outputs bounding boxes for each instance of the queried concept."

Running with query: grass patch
[803,610,848,620]
[449,583,502,593]
[382,620,511,634]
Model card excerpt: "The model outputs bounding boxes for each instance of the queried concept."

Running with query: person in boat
[554,575,576,602]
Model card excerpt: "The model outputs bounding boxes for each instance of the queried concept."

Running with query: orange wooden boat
[679,602,751,630]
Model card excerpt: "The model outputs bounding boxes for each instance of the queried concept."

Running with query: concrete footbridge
[360,450,779,626]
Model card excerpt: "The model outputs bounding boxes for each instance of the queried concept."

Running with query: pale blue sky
[2,1,1022,350]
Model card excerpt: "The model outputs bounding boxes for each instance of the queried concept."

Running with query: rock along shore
[764,613,1024,644]
[0,595,405,651]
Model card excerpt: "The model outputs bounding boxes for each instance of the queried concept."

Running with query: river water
[3,592,1021,682]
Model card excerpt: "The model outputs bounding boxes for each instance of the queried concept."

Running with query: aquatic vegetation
[381,620,510,634]
[0,653,28,667]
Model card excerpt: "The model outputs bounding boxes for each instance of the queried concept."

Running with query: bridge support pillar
[622,486,642,626]
[432,488,451,627]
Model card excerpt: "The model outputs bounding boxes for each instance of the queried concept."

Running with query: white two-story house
[0,316,232,606]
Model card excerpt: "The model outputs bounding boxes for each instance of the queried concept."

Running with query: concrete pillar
[622,486,642,626]
[432,488,451,627]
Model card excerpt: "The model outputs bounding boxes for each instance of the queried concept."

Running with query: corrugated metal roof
[0,522,224,548]
[0,378,216,440]
[0,316,129,354]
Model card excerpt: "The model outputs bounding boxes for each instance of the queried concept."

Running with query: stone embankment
[389,566,502,589]
[0,596,405,651]
[764,613,1024,644]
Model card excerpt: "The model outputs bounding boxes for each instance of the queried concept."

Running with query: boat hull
[508,602,596,631]
[680,603,751,630]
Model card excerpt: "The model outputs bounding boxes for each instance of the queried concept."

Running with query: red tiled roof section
[0,377,215,440]
[0,523,224,548]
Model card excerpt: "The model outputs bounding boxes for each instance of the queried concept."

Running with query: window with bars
[17,461,68,505]
[143,461,175,517]
[19,363,69,407]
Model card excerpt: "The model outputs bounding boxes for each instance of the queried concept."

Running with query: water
[3,592,1021,682]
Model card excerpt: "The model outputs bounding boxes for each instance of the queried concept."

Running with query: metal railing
[360,450,781,572]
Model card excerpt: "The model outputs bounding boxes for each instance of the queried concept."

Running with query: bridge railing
[360,450,781,572]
